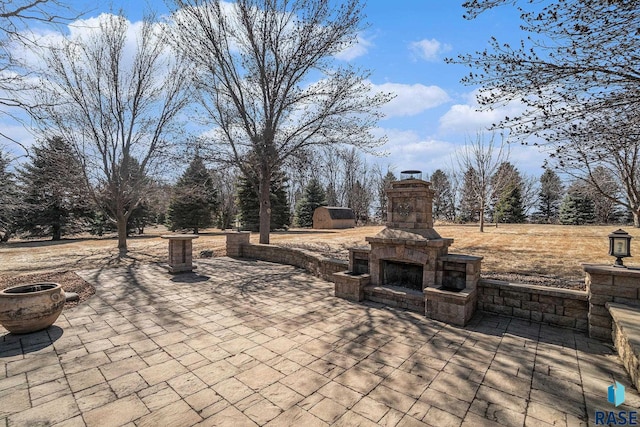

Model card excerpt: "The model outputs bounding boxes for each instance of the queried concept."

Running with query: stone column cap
[582,263,640,276]
[161,234,199,240]
[440,254,483,262]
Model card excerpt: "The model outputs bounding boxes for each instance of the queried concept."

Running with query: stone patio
[1,257,639,426]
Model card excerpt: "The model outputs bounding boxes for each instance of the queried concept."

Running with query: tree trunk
[259,170,271,244]
[479,200,485,232]
[52,224,61,241]
[634,210,640,228]
[116,215,128,255]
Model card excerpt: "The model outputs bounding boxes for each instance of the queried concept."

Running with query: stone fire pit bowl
[0,282,65,334]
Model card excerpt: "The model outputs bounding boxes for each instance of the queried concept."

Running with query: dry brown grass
[0,223,634,285]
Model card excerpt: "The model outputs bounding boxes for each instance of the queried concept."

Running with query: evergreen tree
[536,168,563,223]
[0,151,18,242]
[490,162,523,223]
[167,156,218,234]
[17,137,91,240]
[271,175,291,231]
[375,171,396,222]
[494,185,526,223]
[128,201,155,235]
[237,170,290,231]
[430,169,455,222]
[294,178,327,227]
[559,187,596,225]
[458,168,480,223]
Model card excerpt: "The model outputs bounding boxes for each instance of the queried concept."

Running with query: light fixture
[609,229,632,267]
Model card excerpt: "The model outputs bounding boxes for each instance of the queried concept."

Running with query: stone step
[363,285,425,313]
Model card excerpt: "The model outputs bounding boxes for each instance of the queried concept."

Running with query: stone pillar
[226,231,250,257]
[583,264,640,341]
[333,271,370,302]
[161,235,199,274]
[425,254,483,326]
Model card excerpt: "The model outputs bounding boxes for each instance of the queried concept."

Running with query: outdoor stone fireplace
[334,172,482,326]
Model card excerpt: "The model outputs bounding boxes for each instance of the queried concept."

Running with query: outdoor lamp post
[609,229,632,267]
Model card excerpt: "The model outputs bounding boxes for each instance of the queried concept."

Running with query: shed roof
[319,206,356,220]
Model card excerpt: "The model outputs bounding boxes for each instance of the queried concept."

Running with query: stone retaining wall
[478,279,589,331]
[240,242,347,282]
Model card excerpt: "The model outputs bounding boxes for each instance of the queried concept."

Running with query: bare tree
[170,0,390,244]
[454,0,640,141]
[31,13,191,254]
[211,166,239,230]
[569,166,622,224]
[320,146,347,206]
[452,0,640,225]
[0,1,79,148]
[519,173,539,218]
[457,132,509,232]
[372,164,395,223]
[554,115,640,226]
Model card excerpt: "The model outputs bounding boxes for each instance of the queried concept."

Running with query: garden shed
[312,207,356,229]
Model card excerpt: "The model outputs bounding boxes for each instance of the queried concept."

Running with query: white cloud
[369,124,547,177]
[334,33,372,61]
[367,128,460,174]
[372,82,450,118]
[0,119,37,158]
[410,38,452,62]
[438,89,527,134]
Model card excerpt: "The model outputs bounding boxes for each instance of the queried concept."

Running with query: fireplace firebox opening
[382,260,423,291]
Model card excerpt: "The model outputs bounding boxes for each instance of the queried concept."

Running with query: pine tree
[559,189,596,225]
[490,162,523,223]
[430,169,455,222]
[536,168,563,223]
[0,151,18,242]
[167,156,218,234]
[17,137,91,240]
[237,170,290,231]
[375,171,396,222]
[494,185,526,223]
[128,201,155,235]
[458,168,480,223]
[294,178,327,228]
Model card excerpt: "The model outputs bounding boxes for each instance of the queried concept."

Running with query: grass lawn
[0,223,635,288]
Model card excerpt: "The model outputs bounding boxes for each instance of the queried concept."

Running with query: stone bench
[607,302,640,391]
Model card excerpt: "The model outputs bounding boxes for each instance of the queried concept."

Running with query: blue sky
[5,1,549,178]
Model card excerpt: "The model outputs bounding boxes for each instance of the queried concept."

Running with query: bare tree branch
[30,12,192,254]
[170,0,391,243]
